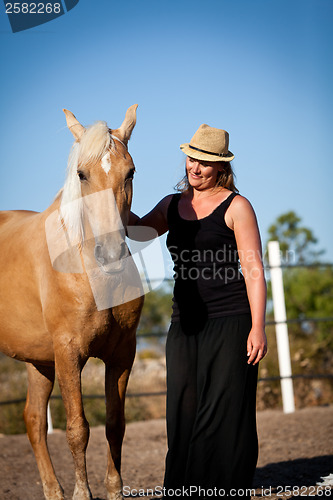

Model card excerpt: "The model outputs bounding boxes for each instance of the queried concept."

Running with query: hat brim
[180,143,234,162]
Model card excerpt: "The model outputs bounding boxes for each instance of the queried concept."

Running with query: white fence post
[268,240,295,414]
[47,402,53,434]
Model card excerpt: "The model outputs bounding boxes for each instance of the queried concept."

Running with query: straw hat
[180,124,234,162]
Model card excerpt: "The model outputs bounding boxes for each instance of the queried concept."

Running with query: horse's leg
[24,363,64,500]
[55,350,92,500]
[104,342,136,500]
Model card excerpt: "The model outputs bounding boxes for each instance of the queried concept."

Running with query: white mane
[60,121,113,245]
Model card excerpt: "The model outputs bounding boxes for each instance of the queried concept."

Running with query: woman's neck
[189,186,227,201]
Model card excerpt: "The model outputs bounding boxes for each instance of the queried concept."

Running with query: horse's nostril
[94,244,102,256]
[94,244,105,264]
[120,242,127,259]
[94,241,127,268]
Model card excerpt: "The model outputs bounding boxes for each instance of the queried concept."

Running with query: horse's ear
[116,104,138,144]
[63,109,86,140]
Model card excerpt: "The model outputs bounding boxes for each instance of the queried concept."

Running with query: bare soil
[0,406,332,500]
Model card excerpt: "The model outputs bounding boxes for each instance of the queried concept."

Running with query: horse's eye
[126,169,135,181]
[78,171,87,181]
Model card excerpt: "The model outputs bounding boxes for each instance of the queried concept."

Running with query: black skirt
[164,314,258,499]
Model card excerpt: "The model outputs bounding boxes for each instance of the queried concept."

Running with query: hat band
[188,144,229,158]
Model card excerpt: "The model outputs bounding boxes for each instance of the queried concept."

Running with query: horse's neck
[43,193,62,219]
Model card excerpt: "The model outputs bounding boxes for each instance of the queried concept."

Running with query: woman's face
[186,156,223,190]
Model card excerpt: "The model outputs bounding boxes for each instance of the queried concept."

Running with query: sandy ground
[0,406,332,500]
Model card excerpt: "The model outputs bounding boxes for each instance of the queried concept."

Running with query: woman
[130,123,267,497]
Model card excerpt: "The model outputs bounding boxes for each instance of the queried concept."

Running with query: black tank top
[166,192,250,334]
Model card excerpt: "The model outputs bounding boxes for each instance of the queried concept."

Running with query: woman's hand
[247,327,267,365]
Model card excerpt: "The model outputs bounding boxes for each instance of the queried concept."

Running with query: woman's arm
[129,194,173,237]
[228,196,268,365]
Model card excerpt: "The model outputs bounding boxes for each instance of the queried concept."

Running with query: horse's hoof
[72,483,93,500]
[107,491,123,500]
[43,482,65,500]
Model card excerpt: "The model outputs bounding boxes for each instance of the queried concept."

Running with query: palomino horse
[0,105,144,499]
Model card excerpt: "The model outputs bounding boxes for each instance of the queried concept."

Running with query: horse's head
[60,105,138,274]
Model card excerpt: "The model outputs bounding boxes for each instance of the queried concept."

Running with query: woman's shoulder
[225,193,257,228]
[159,193,176,208]
[155,193,178,219]
[230,193,254,210]
[136,194,176,236]
[163,193,178,202]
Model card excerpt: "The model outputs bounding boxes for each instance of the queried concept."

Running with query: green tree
[258,212,333,408]
[138,282,173,334]
[265,211,333,367]
[266,210,324,264]
[135,282,173,356]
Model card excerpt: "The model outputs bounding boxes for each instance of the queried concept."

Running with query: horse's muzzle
[94,240,129,274]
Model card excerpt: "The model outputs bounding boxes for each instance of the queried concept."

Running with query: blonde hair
[60,121,113,244]
[175,161,238,193]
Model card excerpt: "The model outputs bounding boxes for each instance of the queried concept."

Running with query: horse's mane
[60,121,113,244]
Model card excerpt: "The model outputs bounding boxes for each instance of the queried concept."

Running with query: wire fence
[0,262,332,408]
[0,317,332,407]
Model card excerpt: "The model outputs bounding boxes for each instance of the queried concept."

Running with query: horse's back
[0,209,38,231]
[0,209,42,254]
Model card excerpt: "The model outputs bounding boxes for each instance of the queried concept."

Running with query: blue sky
[0,0,332,275]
